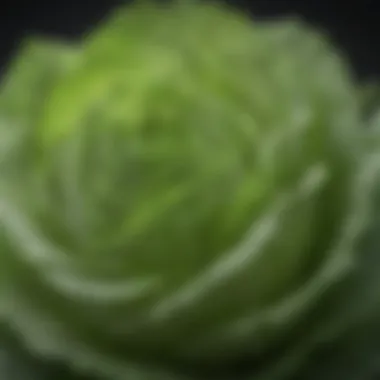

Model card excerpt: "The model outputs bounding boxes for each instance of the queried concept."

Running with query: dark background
[0,0,379,79]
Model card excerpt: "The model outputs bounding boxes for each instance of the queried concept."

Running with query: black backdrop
[0,0,379,79]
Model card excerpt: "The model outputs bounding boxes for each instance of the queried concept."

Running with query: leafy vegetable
[0,1,379,379]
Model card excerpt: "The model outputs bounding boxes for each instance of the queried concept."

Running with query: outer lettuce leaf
[253,214,380,380]
[0,337,87,380]
[253,84,380,380]
[0,37,85,380]
[0,37,78,122]
[248,81,380,380]
[0,36,79,197]
[291,176,380,380]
